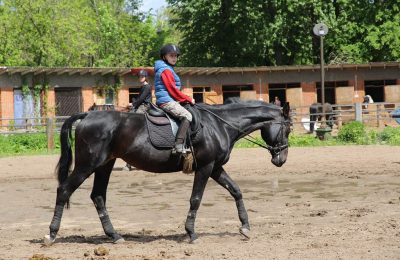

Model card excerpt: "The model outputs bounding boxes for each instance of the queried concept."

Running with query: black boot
[174,118,190,154]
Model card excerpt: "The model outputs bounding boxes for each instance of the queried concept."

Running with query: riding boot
[174,118,191,154]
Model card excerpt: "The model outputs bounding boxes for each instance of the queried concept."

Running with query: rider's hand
[191,98,195,105]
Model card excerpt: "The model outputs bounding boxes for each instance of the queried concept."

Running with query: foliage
[378,126,400,145]
[288,134,338,147]
[168,0,400,66]
[0,133,60,156]
[337,121,368,144]
[0,0,175,67]
[1,1,398,67]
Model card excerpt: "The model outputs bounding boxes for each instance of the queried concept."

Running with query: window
[105,89,114,104]
[129,87,141,104]
[316,81,340,104]
[364,80,384,102]
[193,87,211,103]
[222,85,253,103]
[268,82,299,103]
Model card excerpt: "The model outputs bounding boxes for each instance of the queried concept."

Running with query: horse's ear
[283,102,290,119]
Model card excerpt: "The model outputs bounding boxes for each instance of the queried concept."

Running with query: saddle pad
[146,117,175,148]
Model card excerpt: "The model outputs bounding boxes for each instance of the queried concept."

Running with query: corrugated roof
[0,62,399,76]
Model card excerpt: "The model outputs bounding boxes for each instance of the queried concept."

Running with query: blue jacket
[154,60,182,105]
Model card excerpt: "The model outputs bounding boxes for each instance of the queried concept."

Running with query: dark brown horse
[309,102,334,132]
[45,100,291,245]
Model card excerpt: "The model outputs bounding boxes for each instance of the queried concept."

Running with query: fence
[0,116,69,152]
[1,102,400,150]
[290,102,400,133]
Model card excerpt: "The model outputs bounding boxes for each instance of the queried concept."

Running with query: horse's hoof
[189,237,199,244]
[239,227,251,239]
[43,234,55,246]
[113,237,125,244]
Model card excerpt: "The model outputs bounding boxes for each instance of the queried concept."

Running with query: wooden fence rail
[0,102,399,150]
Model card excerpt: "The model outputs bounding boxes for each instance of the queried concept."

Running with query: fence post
[337,105,342,128]
[46,117,54,152]
[355,103,362,122]
[377,104,381,127]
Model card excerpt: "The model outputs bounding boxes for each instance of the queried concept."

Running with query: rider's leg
[161,101,193,154]
[175,118,190,153]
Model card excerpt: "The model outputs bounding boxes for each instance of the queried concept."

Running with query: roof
[0,62,399,77]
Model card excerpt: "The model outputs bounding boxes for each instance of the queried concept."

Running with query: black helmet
[138,69,148,78]
[160,44,181,58]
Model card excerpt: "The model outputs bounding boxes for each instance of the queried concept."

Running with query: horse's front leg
[185,162,214,243]
[90,159,124,243]
[211,166,250,239]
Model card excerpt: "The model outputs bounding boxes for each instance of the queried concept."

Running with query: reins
[194,104,288,153]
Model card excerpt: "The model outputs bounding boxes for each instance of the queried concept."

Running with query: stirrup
[172,143,191,154]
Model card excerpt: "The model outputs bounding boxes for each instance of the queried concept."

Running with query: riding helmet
[138,69,148,78]
[160,44,181,58]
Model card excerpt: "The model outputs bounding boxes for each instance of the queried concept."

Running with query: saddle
[145,103,202,149]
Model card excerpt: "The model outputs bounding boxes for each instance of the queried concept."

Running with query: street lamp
[313,23,330,139]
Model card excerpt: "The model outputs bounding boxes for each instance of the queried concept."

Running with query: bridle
[194,104,289,155]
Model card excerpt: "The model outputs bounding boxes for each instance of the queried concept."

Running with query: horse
[44,100,291,245]
[309,102,334,132]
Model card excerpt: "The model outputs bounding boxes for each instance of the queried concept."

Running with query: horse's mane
[197,98,278,111]
[88,103,130,112]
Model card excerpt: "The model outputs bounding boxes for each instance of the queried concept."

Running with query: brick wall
[44,88,56,117]
[117,86,129,107]
[0,88,14,127]
[81,87,94,111]
[348,79,364,103]
[255,81,269,102]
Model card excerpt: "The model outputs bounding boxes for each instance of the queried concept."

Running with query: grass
[1,125,400,157]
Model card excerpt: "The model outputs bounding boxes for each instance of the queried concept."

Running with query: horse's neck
[215,105,279,137]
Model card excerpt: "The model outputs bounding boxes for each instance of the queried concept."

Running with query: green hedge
[0,133,60,156]
[1,123,400,156]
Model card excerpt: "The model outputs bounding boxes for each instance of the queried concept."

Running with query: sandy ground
[0,146,400,260]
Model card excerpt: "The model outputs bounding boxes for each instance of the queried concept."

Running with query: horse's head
[261,102,291,167]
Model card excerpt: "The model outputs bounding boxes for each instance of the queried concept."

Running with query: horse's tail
[55,112,88,208]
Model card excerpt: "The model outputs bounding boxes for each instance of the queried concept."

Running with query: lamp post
[313,23,331,139]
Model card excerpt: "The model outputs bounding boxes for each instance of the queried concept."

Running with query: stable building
[0,63,399,128]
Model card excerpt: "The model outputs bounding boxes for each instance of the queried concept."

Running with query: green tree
[0,0,168,67]
[168,0,400,66]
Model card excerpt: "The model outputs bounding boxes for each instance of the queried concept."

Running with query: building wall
[385,85,400,103]
[117,86,130,107]
[255,80,268,101]
[0,65,399,121]
[0,88,14,127]
[286,87,303,107]
[335,86,354,104]
[44,88,56,117]
[348,78,365,103]
[82,87,94,111]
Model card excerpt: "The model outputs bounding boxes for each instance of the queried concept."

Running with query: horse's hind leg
[211,166,250,239]
[90,159,124,243]
[45,166,93,245]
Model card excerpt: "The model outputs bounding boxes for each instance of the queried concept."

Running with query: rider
[154,44,195,154]
[131,69,151,114]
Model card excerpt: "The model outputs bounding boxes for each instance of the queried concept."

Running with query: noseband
[194,104,289,154]
[265,121,289,156]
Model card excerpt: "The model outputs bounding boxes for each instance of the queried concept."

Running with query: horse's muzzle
[271,148,288,167]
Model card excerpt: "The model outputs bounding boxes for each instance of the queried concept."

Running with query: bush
[0,133,60,156]
[337,121,368,144]
[378,126,400,145]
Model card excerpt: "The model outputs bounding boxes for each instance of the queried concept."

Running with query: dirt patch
[0,146,400,259]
